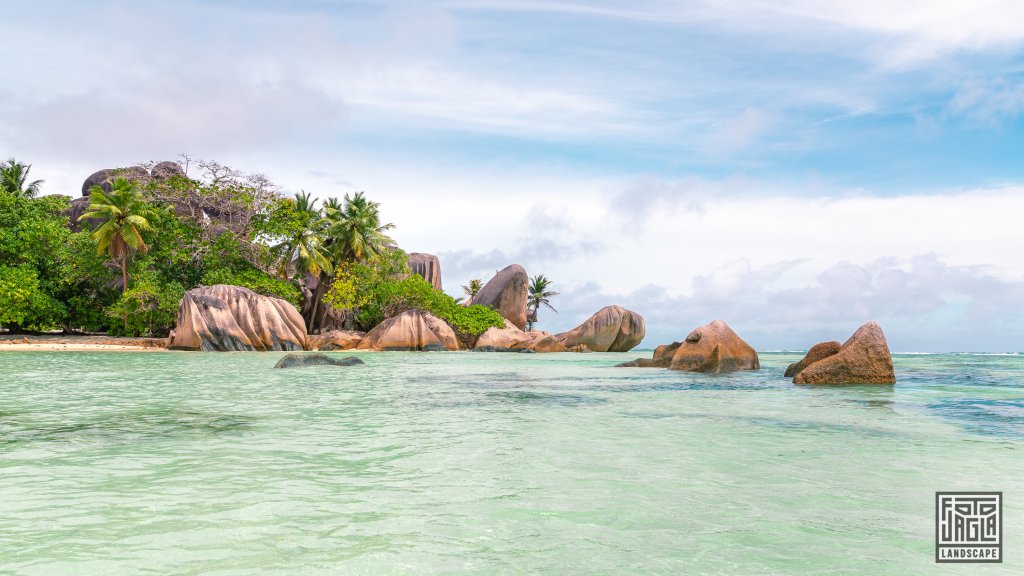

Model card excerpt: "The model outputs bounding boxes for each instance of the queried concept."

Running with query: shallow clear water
[1,351,1021,575]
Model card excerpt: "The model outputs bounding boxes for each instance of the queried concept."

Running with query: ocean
[1,351,1021,575]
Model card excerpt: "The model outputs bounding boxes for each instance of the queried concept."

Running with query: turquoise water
[1,351,1021,575]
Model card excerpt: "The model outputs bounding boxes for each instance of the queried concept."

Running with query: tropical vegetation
[0,157,504,341]
[526,274,559,331]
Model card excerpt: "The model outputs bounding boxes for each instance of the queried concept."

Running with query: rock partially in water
[274,353,365,369]
[618,341,681,368]
[669,320,759,373]
[556,305,645,352]
[356,310,460,351]
[471,264,529,330]
[793,322,895,385]
[784,341,841,377]
[167,284,307,352]
[307,330,366,351]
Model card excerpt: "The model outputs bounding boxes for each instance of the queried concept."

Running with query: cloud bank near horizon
[2,0,1024,351]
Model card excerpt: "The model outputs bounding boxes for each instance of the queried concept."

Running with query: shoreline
[0,335,167,352]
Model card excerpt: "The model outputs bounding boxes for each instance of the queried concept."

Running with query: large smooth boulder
[474,319,531,350]
[669,320,759,373]
[793,322,895,384]
[471,264,529,330]
[356,310,459,351]
[784,341,841,378]
[307,330,366,351]
[556,305,645,352]
[408,252,443,291]
[274,353,365,368]
[167,285,307,351]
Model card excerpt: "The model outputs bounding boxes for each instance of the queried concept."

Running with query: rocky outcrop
[356,310,459,351]
[307,330,366,351]
[167,285,307,351]
[669,320,759,373]
[471,264,529,330]
[66,196,96,231]
[474,319,569,353]
[792,322,895,384]
[784,341,841,378]
[151,161,185,181]
[81,166,150,195]
[408,252,443,291]
[568,344,592,353]
[274,353,365,368]
[556,305,645,352]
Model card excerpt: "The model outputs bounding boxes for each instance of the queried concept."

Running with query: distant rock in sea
[792,322,895,385]
[274,353,365,369]
[473,319,568,353]
[167,285,307,352]
[471,264,529,330]
[556,305,645,352]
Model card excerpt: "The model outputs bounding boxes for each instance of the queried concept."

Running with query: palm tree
[78,178,156,292]
[462,278,482,301]
[306,191,395,331]
[526,274,559,331]
[1,158,44,198]
[271,191,331,280]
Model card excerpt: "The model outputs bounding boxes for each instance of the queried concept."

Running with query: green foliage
[0,264,66,330]
[104,272,183,337]
[357,275,505,338]
[201,267,301,305]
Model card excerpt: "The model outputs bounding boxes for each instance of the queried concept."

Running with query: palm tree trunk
[122,252,128,292]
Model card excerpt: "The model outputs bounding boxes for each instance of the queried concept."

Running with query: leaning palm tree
[272,191,331,280]
[462,278,482,301]
[526,274,559,331]
[306,191,395,331]
[0,158,44,198]
[78,178,156,292]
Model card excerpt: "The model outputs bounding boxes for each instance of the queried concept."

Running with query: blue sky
[3,0,1024,351]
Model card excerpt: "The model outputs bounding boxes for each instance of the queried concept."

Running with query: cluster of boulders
[166,262,647,355]
[619,318,896,385]
[68,162,185,231]
[164,265,897,385]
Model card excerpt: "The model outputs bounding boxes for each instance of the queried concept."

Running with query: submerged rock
[407,252,443,291]
[784,341,841,377]
[167,285,307,352]
[556,305,645,352]
[471,264,529,330]
[274,353,365,368]
[356,310,460,351]
[669,320,759,373]
[307,330,366,351]
[792,322,895,385]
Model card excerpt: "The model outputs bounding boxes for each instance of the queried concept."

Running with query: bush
[357,275,505,341]
[0,264,67,331]
[104,272,184,337]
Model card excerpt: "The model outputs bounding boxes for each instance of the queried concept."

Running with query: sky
[3,0,1024,351]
